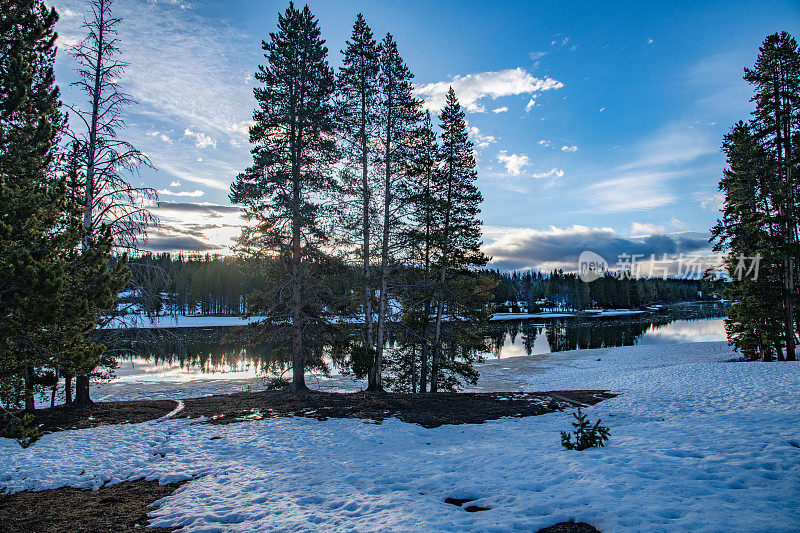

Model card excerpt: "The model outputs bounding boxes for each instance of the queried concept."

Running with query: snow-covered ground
[3,341,799,532]
[103,314,269,329]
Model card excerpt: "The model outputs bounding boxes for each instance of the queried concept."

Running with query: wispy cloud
[147,130,173,144]
[585,170,681,213]
[156,161,232,191]
[492,106,508,113]
[561,145,579,153]
[415,67,563,113]
[617,121,717,171]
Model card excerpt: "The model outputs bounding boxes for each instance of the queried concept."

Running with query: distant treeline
[488,270,722,312]
[128,254,721,317]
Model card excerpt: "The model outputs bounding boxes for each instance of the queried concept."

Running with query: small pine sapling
[560,407,610,451]
[1,413,43,448]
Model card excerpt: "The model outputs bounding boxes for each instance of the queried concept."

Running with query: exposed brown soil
[2,389,615,434]
[177,389,616,428]
[537,522,601,533]
[0,478,184,533]
[1,399,177,434]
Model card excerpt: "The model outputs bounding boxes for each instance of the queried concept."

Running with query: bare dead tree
[68,0,156,252]
[67,0,157,405]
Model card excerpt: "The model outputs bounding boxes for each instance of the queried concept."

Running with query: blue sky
[50,0,800,271]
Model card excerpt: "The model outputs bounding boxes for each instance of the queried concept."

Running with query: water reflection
[101,302,728,381]
[486,302,728,358]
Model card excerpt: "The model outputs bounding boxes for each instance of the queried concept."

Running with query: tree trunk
[430,272,446,393]
[370,80,393,392]
[288,190,307,392]
[419,322,429,393]
[430,160,454,393]
[64,374,73,405]
[288,97,307,393]
[411,345,417,394]
[361,93,374,379]
[50,368,58,408]
[75,375,92,405]
[24,364,35,412]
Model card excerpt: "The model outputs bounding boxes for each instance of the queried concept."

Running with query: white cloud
[497,150,530,176]
[698,191,724,210]
[599,107,606,112]
[147,131,173,144]
[184,128,217,149]
[157,188,205,197]
[492,106,508,114]
[648,38,655,45]
[525,96,538,113]
[529,51,547,60]
[415,67,563,113]
[169,180,181,187]
[468,126,496,149]
[561,145,579,153]
[538,139,551,147]
[531,168,565,179]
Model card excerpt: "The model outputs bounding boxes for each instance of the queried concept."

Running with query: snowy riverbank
[103,307,651,329]
[490,308,648,321]
[3,341,799,531]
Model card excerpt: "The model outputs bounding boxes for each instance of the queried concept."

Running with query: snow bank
[2,341,799,532]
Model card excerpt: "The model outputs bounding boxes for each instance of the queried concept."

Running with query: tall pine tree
[430,88,489,392]
[370,33,422,391]
[230,3,338,392]
[0,0,68,411]
[336,14,380,376]
[743,31,800,361]
[714,32,800,362]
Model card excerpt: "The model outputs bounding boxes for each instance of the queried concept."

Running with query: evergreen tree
[713,32,800,361]
[336,14,380,377]
[712,122,784,360]
[55,142,131,404]
[0,0,67,410]
[370,33,422,391]
[430,88,489,392]
[743,32,800,361]
[230,3,338,392]
[402,111,442,392]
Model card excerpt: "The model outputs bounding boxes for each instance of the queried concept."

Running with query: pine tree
[55,143,131,404]
[0,0,67,410]
[713,32,800,362]
[230,3,338,392]
[336,14,380,377]
[370,34,422,391]
[429,88,489,392]
[712,122,784,360]
[742,32,800,361]
[403,111,442,392]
